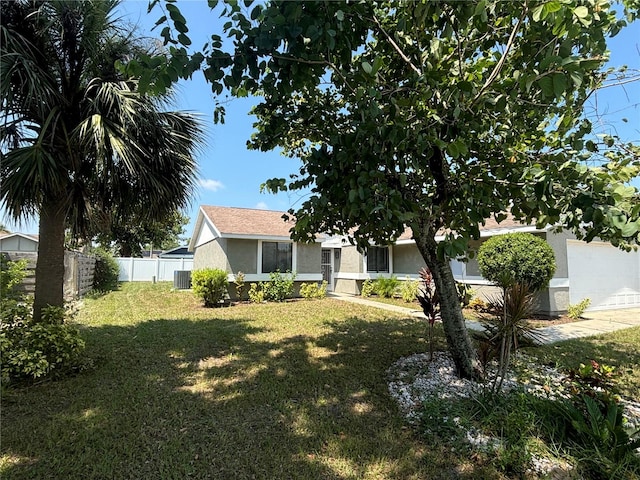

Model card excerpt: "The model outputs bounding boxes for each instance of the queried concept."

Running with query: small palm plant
[417,267,439,361]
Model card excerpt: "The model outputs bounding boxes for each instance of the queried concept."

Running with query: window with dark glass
[261,242,293,273]
[366,246,389,272]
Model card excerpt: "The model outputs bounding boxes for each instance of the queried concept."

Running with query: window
[261,242,293,273]
[367,246,389,273]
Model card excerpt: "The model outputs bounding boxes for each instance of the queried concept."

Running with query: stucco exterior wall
[392,244,426,275]
[226,239,258,274]
[334,278,362,295]
[193,239,229,271]
[544,230,573,278]
[338,245,363,274]
[296,243,321,274]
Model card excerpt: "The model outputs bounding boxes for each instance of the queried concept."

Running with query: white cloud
[255,201,269,210]
[198,179,224,192]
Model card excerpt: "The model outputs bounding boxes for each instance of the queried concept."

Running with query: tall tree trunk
[34,198,67,322]
[412,224,480,379]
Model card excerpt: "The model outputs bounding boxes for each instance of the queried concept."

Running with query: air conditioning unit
[173,270,192,290]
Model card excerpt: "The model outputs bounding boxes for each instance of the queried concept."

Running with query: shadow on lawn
[3,314,497,479]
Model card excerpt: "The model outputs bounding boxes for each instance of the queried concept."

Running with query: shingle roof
[201,205,295,238]
[396,214,533,241]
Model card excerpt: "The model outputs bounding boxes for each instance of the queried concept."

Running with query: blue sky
[3,1,639,241]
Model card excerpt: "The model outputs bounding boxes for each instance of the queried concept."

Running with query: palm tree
[1,0,203,320]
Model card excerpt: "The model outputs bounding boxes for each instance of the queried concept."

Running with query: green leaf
[574,6,589,18]
[362,61,373,74]
[336,10,345,21]
[539,76,554,97]
[552,74,567,98]
[544,1,562,13]
[177,33,191,46]
[532,4,545,22]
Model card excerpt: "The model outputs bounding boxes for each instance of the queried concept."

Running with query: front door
[321,248,332,290]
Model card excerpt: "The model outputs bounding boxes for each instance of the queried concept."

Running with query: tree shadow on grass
[2,313,500,479]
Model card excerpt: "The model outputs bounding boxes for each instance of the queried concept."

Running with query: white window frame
[363,246,393,275]
[257,240,297,275]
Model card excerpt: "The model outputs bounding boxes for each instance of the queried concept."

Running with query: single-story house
[321,218,640,315]
[0,231,39,252]
[189,206,639,313]
[188,205,323,297]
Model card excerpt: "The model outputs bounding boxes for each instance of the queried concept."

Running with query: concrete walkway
[328,292,640,345]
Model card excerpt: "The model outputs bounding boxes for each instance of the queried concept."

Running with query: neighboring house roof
[0,231,39,241]
[158,246,193,258]
[189,205,302,251]
[0,231,40,253]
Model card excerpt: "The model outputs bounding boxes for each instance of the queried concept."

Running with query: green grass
[2,282,496,479]
[525,325,640,399]
[362,295,420,310]
[3,283,638,479]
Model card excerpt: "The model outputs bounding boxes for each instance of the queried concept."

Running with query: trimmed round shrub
[477,232,556,292]
[92,248,120,291]
[192,268,229,307]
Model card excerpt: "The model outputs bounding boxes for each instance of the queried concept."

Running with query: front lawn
[1,282,474,479]
[2,283,638,479]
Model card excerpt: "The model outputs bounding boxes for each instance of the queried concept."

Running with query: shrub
[92,248,120,292]
[552,395,640,479]
[477,233,556,291]
[248,282,265,303]
[1,302,85,384]
[262,271,296,302]
[468,296,489,312]
[399,278,419,303]
[374,276,400,298]
[300,281,328,300]
[192,268,229,307]
[361,279,375,297]
[477,233,556,390]
[567,298,591,319]
[1,255,28,300]
[234,271,246,300]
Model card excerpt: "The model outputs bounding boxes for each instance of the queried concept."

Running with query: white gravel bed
[387,351,640,476]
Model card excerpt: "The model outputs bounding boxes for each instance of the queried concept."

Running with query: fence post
[128,257,134,282]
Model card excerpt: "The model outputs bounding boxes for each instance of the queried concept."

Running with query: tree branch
[370,13,422,77]
[471,5,528,106]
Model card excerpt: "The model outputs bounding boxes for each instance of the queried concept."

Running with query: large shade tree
[89,209,190,257]
[138,0,639,378]
[1,0,203,320]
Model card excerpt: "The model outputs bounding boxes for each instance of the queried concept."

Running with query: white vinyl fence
[116,257,193,282]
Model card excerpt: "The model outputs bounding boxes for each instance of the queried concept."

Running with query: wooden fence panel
[3,251,96,299]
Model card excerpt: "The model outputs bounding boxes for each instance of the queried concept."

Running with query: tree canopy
[92,209,190,257]
[134,0,639,378]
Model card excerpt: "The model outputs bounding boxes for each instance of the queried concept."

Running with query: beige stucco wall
[226,239,258,274]
[392,244,426,275]
[296,243,321,274]
[193,239,229,271]
[338,245,363,274]
[334,278,361,295]
[544,230,573,278]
